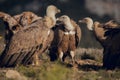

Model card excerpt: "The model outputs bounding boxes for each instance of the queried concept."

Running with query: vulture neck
[86,19,93,30]
[46,11,56,26]
[64,19,74,31]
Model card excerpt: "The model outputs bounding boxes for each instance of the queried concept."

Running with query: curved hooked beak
[56,18,59,21]
[78,19,85,23]
[57,9,61,13]
[56,18,63,25]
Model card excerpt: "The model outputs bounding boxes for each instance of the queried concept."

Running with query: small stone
[6,70,27,80]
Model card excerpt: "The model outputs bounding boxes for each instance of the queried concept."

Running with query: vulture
[79,17,107,45]
[50,15,81,63]
[0,11,41,46]
[0,5,60,67]
[79,17,120,69]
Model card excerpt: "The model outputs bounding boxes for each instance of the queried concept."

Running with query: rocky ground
[0,58,120,80]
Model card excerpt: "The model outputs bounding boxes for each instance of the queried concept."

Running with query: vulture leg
[70,51,75,64]
[32,53,39,66]
[58,51,64,62]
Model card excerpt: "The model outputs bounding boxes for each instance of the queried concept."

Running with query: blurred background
[0,0,120,49]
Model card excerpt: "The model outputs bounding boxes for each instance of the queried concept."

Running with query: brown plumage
[13,11,41,27]
[79,17,107,45]
[0,5,60,67]
[50,15,81,63]
[79,17,120,69]
[0,11,40,45]
[103,20,120,29]
[0,12,21,46]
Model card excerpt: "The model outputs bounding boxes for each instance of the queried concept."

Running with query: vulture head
[46,5,61,16]
[45,5,61,28]
[19,12,41,26]
[57,15,75,31]
[79,17,93,30]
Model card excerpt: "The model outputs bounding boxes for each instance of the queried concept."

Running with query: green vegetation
[0,47,119,80]
[0,60,119,80]
[15,61,120,80]
[16,61,73,80]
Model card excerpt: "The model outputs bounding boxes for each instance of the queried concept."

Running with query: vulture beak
[78,20,83,23]
[57,9,61,13]
[56,18,59,21]
[78,19,85,23]
[56,18,63,25]
[56,17,62,22]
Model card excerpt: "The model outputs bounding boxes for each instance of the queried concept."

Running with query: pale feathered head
[20,12,41,26]
[79,17,93,30]
[57,15,75,31]
[57,15,70,23]
[45,5,61,27]
[46,5,61,16]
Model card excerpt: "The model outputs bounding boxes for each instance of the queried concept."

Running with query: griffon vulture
[79,17,107,45]
[0,5,60,67]
[0,11,41,46]
[79,17,120,69]
[50,15,81,63]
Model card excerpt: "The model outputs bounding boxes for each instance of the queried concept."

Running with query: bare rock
[6,70,27,80]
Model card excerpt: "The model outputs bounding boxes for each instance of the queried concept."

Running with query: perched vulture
[79,17,107,45]
[0,5,60,67]
[0,11,41,46]
[50,15,81,63]
[79,17,120,69]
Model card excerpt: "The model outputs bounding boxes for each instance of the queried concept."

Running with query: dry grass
[76,48,103,62]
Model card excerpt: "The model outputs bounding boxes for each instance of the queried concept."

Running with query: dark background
[0,0,119,48]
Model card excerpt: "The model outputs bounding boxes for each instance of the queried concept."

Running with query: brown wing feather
[51,24,64,47]
[0,12,19,30]
[49,24,65,61]
[0,19,52,67]
[71,19,81,47]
